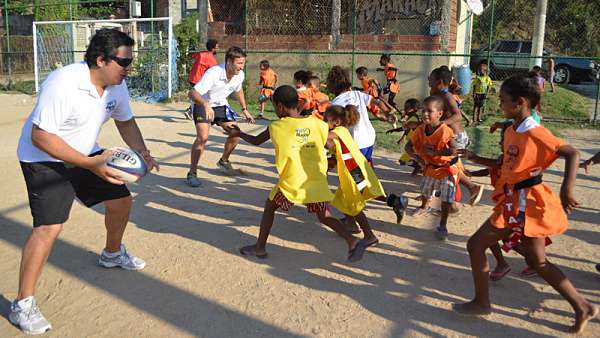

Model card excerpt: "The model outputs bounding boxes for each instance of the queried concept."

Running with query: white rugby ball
[106,147,148,183]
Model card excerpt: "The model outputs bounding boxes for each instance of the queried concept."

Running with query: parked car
[470,40,598,84]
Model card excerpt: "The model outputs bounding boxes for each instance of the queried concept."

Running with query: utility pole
[530,0,547,68]
[331,0,341,49]
[198,0,208,46]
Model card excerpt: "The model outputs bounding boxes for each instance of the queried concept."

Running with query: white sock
[103,249,120,258]
[17,296,34,310]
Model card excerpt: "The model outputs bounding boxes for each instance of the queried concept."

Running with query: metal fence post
[594,79,600,124]
[243,0,248,51]
[485,0,495,71]
[350,0,357,84]
[4,0,12,81]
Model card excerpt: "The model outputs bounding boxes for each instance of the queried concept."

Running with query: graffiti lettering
[357,0,440,29]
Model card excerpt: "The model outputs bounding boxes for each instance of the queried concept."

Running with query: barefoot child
[461,153,535,281]
[257,60,277,120]
[453,75,598,334]
[230,85,367,262]
[405,96,461,240]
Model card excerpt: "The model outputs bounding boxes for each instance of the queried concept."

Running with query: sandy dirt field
[0,93,598,337]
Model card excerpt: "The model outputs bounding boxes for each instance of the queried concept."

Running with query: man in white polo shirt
[186,46,254,186]
[11,29,158,335]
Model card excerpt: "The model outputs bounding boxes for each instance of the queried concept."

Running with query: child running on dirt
[324,104,389,249]
[229,85,367,262]
[386,98,422,173]
[461,153,537,280]
[327,66,397,164]
[257,59,277,120]
[405,96,461,240]
[308,75,330,120]
[356,66,384,119]
[452,74,598,334]
[376,54,401,111]
[428,66,484,207]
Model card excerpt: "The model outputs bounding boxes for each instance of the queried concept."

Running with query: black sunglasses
[109,56,133,68]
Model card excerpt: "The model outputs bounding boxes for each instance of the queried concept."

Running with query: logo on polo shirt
[105,100,117,114]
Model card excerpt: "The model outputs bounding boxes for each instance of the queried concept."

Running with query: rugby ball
[106,147,148,183]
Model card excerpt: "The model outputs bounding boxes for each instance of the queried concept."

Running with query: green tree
[472,0,599,57]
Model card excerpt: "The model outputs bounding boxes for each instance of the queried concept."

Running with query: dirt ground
[0,93,598,337]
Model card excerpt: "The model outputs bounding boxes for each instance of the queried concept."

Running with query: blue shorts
[360,146,374,163]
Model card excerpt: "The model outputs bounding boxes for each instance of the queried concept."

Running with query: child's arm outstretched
[395,129,410,144]
[385,127,404,134]
[489,120,512,134]
[580,151,600,173]
[458,149,501,169]
[557,144,580,213]
[227,125,270,146]
[405,141,425,168]
[371,97,398,125]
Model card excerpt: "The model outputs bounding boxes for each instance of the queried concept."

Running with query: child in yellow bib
[227,85,366,262]
[324,104,410,249]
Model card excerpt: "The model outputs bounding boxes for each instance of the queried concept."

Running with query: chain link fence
[185,0,597,122]
[2,0,599,121]
[1,0,179,101]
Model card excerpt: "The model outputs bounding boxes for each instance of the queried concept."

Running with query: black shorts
[20,151,131,227]
[473,93,487,107]
[192,104,237,125]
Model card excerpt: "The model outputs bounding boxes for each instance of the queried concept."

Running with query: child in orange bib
[308,75,329,120]
[294,70,314,116]
[257,59,277,120]
[356,66,384,118]
[376,54,400,111]
[405,96,461,241]
[452,75,597,334]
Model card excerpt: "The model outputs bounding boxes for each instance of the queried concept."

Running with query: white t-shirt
[17,62,133,163]
[193,64,244,107]
[331,90,375,149]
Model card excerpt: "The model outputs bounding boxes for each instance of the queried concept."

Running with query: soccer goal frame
[33,17,174,99]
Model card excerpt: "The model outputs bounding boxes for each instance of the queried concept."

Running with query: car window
[520,42,532,54]
[496,41,520,53]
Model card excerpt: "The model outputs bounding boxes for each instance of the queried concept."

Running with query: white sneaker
[9,297,52,335]
[98,244,146,270]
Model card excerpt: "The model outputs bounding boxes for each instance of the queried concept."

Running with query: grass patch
[204,85,595,158]
[0,80,36,95]
[460,82,591,121]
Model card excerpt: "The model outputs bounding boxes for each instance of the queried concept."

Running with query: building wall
[449,0,472,67]
[201,0,465,103]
